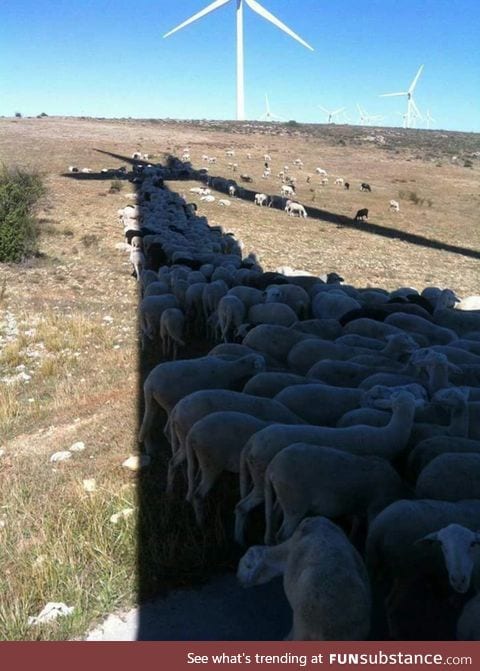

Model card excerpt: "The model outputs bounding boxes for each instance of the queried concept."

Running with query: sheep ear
[415,531,440,545]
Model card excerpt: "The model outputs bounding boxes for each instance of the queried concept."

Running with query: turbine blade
[411,99,423,119]
[409,64,424,93]
[332,107,345,115]
[380,92,407,97]
[163,0,231,38]
[245,0,314,50]
[318,105,330,114]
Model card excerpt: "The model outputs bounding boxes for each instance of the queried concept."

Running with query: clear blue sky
[1,0,479,131]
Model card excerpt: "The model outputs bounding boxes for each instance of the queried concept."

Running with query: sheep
[247,303,298,327]
[138,354,266,445]
[217,294,246,342]
[139,294,179,349]
[242,324,312,364]
[202,280,229,322]
[237,517,371,640]
[159,308,185,360]
[456,295,480,311]
[235,391,416,544]
[407,436,480,479]
[228,184,236,197]
[227,286,264,310]
[185,412,271,524]
[263,154,271,162]
[200,195,215,203]
[280,185,296,198]
[389,199,400,212]
[366,499,480,595]
[344,182,350,190]
[129,248,145,281]
[360,183,372,192]
[312,290,361,320]
[457,593,480,640]
[415,453,480,502]
[264,444,407,543]
[335,177,344,186]
[315,168,327,176]
[274,383,364,426]
[285,202,307,218]
[164,388,305,490]
[218,199,231,207]
[240,174,253,183]
[143,281,171,298]
[354,208,369,221]
[68,165,79,173]
[264,285,310,318]
[254,193,268,206]
[385,313,458,345]
[320,177,329,186]
[242,372,312,398]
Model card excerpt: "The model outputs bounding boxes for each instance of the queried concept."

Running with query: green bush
[0,166,45,262]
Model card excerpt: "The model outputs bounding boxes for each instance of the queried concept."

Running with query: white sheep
[366,500,480,596]
[164,388,304,491]
[335,177,344,186]
[242,372,312,398]
[264,284,310,318]
[139,294,179,349]
[185,411,270,524]
[218,199,231,207]
[315,167,327,176]
[389,199,400,212]
[129,248,145,282]
[264,443,406,543]
[285,202,307,218]
[217,295,246,342]
[281,185,295,198]
[237,516,371,640]
[138,354,266,443]
[320,177,329,186]
[159,308,185,360]
[200,195,215,203]
[415,453,480,501]
[235,391,416,544]
[247,303,298,327]
[228,185,236,197]
[254,193,268,206]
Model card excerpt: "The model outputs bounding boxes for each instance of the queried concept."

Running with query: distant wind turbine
[380,65,424,129]
[163,0,314,121]
[425,110,436,129]
[259,94,285,122]
[357,104,383,126]
[318,105,345,124]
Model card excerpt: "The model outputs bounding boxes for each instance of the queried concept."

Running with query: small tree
[14,112,22,118]
[0,166,45,262]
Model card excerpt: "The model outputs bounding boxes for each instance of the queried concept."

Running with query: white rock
[83,478,96,493]
[121,454,150,471]
[50,450,72,463]
[70,441,85,452]
[110,508,135,524]
[28,602,74,626]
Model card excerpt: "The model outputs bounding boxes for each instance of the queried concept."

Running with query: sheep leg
[138,386,157,444]
[234,489,264,545]
[276,510,305,543]
[166,448,187,493]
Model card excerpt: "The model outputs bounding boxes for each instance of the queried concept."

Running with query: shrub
[14,112,22,118]
[0,166,45,262]
[464,159,473,168]
[109,180,123,193]
[80,234,98,248]
[398,189,425,207]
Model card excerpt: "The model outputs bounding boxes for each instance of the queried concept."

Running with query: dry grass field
[0,116,479,639]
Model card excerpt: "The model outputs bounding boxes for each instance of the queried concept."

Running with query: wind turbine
[163,0,314,121]
[318,105,345,124]
[380,65,424,129]
[259,93,285,122]
[357,104,383,126]
[425,110,436,129]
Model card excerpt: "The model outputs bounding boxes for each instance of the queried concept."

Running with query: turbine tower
[425,110,436,129]
[357,104,383,126]
[380,65,424,129]
[318,105,345,124]
[259,93,285,122]
[164,0,313,121]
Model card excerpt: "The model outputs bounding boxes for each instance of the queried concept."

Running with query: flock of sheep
[114,150,480,641]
